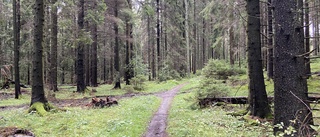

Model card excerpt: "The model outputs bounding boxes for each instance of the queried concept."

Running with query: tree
[246,0,271,118]
[29,0,51,116]
[113,0,121,89]
[49,0,58,91]
[90,0,98,87]
[13,0,21,99]
[76,0,86,92]
[267,0,274,79]
[274,0,314,135]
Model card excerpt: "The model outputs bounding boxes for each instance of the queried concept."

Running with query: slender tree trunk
[31,0,48,105]
[247,0,271,118]
[267,0,274,79]
[113,0,121,89]
[90,0,98,87]
[13,0,21,99]
[274,0,314,135]
[156,0,161,73]
[192,0,197,74]
[229,26,235,66]
[185,0,190,76]
[76,0,86,92]
[50,0,58,91]
[305,0,311,77]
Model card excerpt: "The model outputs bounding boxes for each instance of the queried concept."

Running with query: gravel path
[144,84,185,137]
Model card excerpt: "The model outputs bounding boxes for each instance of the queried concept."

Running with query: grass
[0,95,161,137]
[167,92,273,137]
[0,95,30,107]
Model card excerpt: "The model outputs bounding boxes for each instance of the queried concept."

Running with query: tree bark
[274,0,314,135]
[76,0,86,92]
[13,0,21,99]
[246,0,271,118]
[31,0,48,105]
[50,0,58,91]
[305,0,311,77]
[113,0,121,89]
[90,0,98,87]
[267,0,274,79]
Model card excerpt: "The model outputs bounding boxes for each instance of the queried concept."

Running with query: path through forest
[144,84,185,137]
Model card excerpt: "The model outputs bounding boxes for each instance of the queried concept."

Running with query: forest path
[143,84,186,137]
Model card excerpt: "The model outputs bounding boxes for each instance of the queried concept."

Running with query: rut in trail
[144,84,185,137]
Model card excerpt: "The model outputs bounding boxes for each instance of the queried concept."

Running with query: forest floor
[0,84,187,137]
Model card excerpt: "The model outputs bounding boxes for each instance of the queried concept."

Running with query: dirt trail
[144,84,185,137]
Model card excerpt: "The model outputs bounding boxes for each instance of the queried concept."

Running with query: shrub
[197,79,230,99]
[158,64,181,82]
[130,75,147,91]
[202,59,246,80]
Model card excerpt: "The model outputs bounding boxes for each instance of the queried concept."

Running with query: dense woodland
[1,0,320,136]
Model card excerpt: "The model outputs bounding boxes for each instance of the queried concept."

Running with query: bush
[197,80,230,99]
[158,64,181,82]
[130,75,147,91]
[202,59,246,80]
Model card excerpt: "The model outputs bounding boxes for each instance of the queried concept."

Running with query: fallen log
[199,96,320,108]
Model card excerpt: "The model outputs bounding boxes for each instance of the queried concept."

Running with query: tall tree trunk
[229,26,235,66]
[274,0,314,135]
[156,0,161,74]
[90,0,98,87]
[113,0,121,89]
[192,0,197,74]
[85,22,90,86]
[13,0,21,99]
[184,0,190,76]
[305,0,311,77]
[50,0,58,91]
[31,0,48,105]
[76,0,86,92]
[247,0,271,118]
[267,0,274,79]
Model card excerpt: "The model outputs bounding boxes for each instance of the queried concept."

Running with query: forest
[1,0,320,136]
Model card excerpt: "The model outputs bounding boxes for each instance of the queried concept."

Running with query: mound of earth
[0,127,34,137]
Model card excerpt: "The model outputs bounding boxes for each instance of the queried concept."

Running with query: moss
[28,102,64,116]
[28,102,48,116]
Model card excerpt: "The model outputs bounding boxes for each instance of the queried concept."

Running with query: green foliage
[158,63,181,82]
[130,56,149,76]
[197,80,230,99]
[202,59,246,80]
[130,75,147,91]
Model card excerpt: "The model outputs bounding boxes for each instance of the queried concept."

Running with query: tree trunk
[246,0,271,118]
[229,26,235,66]
[185,0,190,76]
[90,1,98,87]
[267,0,274,79]
[113,0,121,89]
[274,0,314,135]
[13,0,21,99]
[156,0,161,74]
[50,0,58,91]
[305,0,311,77]
[31,0,48,105]
[76,0,86,92]
[192,0,197,74]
